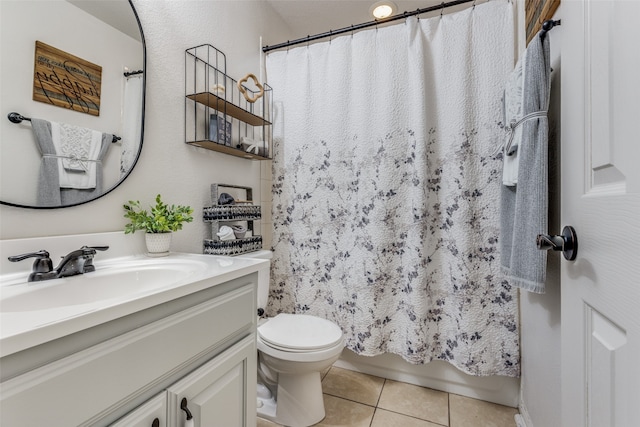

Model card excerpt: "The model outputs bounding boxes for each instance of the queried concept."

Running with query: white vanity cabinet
[0,274,257,427]
[110,393,166,427]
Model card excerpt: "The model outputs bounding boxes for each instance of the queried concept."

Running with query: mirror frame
[0,0,146,210]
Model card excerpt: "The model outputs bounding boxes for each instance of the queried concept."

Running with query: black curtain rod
[263,0,476,53]
[124,69,143,77]
[263,1,561,53]
[7,112,121,143]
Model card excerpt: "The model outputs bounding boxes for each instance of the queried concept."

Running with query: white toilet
[239,250,345,427]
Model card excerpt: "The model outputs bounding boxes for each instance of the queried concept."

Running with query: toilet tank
[236,250,272,314]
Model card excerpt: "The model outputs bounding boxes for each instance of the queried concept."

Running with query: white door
[561,1,640,426]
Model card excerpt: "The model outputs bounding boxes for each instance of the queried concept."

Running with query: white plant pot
[145,232,172,256]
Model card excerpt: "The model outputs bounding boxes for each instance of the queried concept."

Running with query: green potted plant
[123,194,194,256]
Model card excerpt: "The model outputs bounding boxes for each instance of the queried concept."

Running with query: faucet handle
[79,245,109,273]
[83,245,109,252]
[8,250,50,262]
[8,250,54,275]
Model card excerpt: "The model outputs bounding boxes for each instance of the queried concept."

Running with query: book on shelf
[209,114,232,146]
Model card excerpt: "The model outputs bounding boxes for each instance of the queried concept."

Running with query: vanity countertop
[0,252,267,358]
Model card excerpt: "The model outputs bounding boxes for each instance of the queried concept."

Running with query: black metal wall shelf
[185,44,273,161]
[186,93,271,126]
[187,140,270,160]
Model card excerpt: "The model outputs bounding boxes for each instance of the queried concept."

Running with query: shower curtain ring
[440,2,445,18]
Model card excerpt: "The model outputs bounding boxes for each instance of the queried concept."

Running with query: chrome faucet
[8,246,109,282]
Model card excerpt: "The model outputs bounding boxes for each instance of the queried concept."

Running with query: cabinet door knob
[151,418,159,427]
[180,397,194,420]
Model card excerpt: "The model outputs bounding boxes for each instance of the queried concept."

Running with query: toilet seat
[258,313,343,352]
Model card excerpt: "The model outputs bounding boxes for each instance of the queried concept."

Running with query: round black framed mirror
[0,0,146,209]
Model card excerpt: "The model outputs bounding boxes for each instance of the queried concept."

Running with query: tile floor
[257,366,518,427]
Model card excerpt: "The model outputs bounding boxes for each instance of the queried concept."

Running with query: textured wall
[0,0,291,253]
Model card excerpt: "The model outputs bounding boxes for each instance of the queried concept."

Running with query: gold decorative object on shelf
[237,73,264,103]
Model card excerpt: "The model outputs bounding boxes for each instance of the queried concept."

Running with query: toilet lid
[258,313,343,351]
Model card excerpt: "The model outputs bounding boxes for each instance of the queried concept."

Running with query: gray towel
[31,118,112,207]
[500,31,551,293]
[31,118,61,207]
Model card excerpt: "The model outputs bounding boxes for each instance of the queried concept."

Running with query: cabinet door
[167,334,256,427]
[109,392,166,427]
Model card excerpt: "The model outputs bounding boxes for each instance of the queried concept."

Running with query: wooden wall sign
[32,41,102,116]
[525,0,561,44]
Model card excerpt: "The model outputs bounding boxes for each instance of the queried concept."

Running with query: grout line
[369,407,377,427]
[373,407,449,427]
[322,392,377,408]
[447,392,451,427]
[321,366,332,381]
[375,378,386,408]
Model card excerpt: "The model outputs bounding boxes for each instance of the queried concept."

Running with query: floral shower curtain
[265,0,519,377]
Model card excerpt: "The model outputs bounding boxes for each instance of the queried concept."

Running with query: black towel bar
[540,19,561,40]
[7,112,121,143]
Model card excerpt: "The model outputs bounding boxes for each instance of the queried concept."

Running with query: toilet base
[257,396,277,422]
[259,371,325,427]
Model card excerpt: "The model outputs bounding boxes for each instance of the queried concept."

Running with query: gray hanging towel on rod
[500,30,552,293]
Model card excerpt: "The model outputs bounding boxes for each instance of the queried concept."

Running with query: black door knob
[536,226,578,261]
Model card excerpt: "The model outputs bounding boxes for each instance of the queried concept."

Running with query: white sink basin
[0,258,210,312]
[0,232,269,359]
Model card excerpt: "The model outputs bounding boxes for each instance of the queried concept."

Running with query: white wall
[0,0,291,254]
[518,8,562,426]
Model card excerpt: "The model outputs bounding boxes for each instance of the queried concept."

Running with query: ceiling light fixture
[370,1,397,19]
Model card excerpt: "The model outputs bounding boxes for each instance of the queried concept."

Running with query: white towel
[217,225,235,241]
[121,74,143,177]
[51,121,102,189]
[502,52,526,186]
[240,136,266,156]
